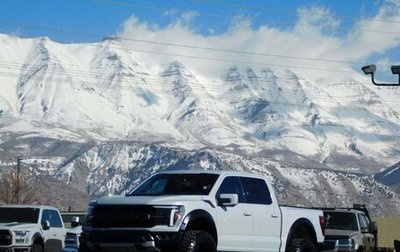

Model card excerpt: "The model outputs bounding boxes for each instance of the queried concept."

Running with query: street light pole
[392,66,400,84]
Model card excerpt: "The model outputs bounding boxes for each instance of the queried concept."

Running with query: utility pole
[16,157,22,204]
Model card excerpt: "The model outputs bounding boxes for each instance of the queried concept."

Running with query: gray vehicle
[63,217,82,252]
[321,206,377,252]
[63,226,81,252]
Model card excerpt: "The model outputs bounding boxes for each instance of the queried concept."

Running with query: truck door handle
[271,213,279,218]
[243,212,251,216]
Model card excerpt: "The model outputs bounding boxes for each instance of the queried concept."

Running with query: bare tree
[0,167,39,204]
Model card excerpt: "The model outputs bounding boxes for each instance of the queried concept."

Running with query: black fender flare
[179,209,218,244]
[285,218,317,249]
[32,232,44,247]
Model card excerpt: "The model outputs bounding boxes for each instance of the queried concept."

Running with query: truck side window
[241,177,272,205]
[42,210,63,228]
[358,214,369,230]
[217,176,245,203]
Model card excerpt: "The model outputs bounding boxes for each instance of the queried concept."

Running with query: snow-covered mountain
[0,34,400,214]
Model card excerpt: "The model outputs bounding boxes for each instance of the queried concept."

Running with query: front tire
[177,230,216,252]
[31,244,44,252]
[287,237,317,252]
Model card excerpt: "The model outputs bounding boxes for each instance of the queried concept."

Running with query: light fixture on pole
[361,64,400,86]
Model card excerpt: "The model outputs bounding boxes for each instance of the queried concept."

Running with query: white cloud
[344,0,400,59]
[116,1,400,81]
[295,5,341,36]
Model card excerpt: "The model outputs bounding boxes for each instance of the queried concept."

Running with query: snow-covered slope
[1,34,400,214]
[11,140,399,216]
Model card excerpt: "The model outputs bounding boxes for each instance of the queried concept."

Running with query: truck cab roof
[0,204,60,211]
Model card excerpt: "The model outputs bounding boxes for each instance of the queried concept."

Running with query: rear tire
[177,230,216,252]
[287,237,317,252]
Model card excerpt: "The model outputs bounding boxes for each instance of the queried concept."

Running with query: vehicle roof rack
[317,204,372,220]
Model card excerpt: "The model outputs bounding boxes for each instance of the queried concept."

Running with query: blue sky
[0,0,384,42]
[1,0,400,82]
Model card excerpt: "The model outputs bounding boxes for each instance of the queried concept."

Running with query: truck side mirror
[42,220,51,230]
[362,222,377,233]
[218,194,239,206]
[368,222,377,234]
[71,216,81,227]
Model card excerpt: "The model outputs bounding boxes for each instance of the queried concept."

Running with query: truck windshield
[324,211,358,231]
[129,173,219,196]
[0,208,40,223]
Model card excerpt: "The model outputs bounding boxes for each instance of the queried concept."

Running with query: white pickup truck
[0,204,67,252]
[79,170,325,252]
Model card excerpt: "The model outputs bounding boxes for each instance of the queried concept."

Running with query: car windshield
[324,211,358,231]
[0,207,40,223]
[129,173,219,196]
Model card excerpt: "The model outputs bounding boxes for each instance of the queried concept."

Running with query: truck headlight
[152,206,183,227]
[14,231,30,244]
[169,208,182,227]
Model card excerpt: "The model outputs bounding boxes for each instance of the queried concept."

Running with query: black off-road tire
[31,244,44,252]
[287,237,317,252]
[177,230,217,252]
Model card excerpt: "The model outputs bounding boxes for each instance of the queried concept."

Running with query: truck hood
[97,195,208,205]
[325,229,359,238]
[0,222,39,230]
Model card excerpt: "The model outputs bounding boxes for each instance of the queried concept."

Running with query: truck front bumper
[79,230,182,251]
[0,246,32,252]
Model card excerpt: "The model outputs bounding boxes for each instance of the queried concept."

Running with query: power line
[87,0,400,35]
[1,66,400,108]
[0,21,397,71]
[0,28,362,74]
[0,2,398,82]
[0,59,363,95]
[186,0,400,24]
[2,66,400,126]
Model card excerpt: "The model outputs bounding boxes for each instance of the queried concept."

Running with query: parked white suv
[0,205,67,252]
[79,170,325,252]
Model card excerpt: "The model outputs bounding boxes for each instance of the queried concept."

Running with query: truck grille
[92,205,171,228]
[323,240,337,250]
[0,230,12,246]
[64,232,78,248]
